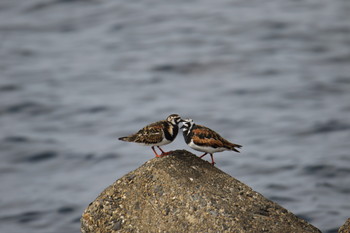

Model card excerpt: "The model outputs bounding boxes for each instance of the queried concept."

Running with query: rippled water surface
[1,0,350,232]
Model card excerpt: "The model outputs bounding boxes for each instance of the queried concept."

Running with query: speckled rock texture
[81,150,321,233]
[339,218,350,233]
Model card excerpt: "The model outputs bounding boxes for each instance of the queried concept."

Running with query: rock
[81,150,321,233]
[339,218,350,233]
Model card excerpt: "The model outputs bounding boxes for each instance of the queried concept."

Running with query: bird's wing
[191,126,225,148]
[133,121,165,144]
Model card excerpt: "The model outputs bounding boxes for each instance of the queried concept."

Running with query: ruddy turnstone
[181,118,242,165]
[119,114,182,157]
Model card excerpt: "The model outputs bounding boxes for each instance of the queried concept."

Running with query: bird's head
[180,118,194,133]
[166,114,183,125]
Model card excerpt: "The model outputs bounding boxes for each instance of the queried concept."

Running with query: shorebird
[181,118,242,165]
[119,114,182,157]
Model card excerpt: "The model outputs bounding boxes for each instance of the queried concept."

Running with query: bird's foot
[157,146,171,156]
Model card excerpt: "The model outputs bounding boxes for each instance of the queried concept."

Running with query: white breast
[188,140,227,154]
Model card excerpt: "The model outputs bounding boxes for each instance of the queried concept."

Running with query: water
[1,0,350,232]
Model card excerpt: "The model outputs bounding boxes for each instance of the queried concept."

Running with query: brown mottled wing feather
[120,120,165,145]
[192,127,224,148]
[192,125,242,152]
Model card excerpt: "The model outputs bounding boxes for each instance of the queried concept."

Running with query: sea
[1,0,350,232]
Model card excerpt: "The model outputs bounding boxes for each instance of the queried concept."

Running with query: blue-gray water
[1,0,350,232]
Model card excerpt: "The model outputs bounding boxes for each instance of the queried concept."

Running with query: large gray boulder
[339,218,350,233]
[81,150,321,233]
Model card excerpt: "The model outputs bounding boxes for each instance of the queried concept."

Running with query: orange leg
[152,146,163,158]
[198,153,215,165]
[210,154,216,166]
[157,146,171,156]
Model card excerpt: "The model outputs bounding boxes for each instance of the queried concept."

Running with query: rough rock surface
[339,218,350,233]
[81,150,321,233]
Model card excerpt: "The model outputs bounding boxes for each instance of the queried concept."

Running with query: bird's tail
[227,143,242,153]
[118,135,136,142]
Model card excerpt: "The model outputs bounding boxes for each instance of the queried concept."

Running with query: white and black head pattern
[180,118,194,135]
[166,114,182,125]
